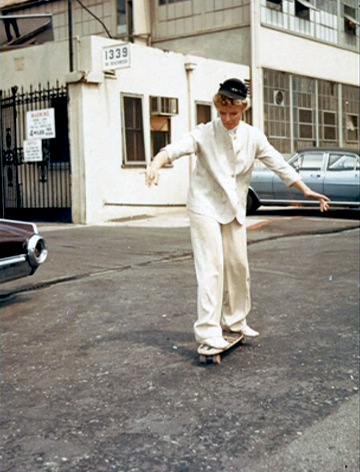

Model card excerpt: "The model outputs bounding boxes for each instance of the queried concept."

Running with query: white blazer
[165,119,301,225]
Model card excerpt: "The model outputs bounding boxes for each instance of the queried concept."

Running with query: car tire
[246,191,260,214]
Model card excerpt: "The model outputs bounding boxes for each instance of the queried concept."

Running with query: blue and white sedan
[248,148,360,213]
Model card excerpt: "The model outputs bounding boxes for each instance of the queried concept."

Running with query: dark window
[295,0,311,20]
[159,0,188,4]
[150,116,170,156]
[346,114,359,142]
[196,104,212,125]
[323,111,337,141]
[49,97,70,163]
[123,96,145,164]
[298,108,314,139]
[344,5,357,36]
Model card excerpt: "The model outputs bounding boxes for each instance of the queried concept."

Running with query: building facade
[150,0,359,154]
[1,0,359,223]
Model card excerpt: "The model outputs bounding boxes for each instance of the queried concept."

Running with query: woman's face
[217,103,243,130]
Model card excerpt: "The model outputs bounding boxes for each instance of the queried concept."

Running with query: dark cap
[218,78,248,100]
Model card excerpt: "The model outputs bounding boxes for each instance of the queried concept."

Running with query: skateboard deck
[197,332,245,364]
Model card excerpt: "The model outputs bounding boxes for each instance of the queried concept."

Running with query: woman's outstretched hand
[144,166,160,187]
[291,180,330,212]
[304,189,330,212]
[143,151,170,187]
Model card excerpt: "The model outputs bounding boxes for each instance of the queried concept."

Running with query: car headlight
[27,235,48,266]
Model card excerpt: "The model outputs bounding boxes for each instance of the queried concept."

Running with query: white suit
[165,119,301,343]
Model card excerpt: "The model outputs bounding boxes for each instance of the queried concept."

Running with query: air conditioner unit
[274,90,285,106]
[150,96,178,116]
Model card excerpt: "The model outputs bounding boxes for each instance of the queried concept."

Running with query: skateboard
[197,332,245,364]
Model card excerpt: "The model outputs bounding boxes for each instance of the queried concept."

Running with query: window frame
[298,107,315,140]
[343,3,358,36]
[327,152,359,171]
[196,102,212,125]
[295,0,318,20]
[322,111,337,142]
[150,115,171,158]
[293,151,324,171]
[121,93,146,166]
[346,114,359,142]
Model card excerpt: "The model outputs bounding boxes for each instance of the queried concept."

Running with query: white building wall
[260,28,359,85]
[260,27,359,85]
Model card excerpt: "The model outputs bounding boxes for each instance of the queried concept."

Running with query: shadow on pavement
[254,206,359,220]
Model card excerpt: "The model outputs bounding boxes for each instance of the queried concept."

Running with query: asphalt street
[1,207,359,472]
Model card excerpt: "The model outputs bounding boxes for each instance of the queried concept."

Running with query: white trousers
[189,210,251,343]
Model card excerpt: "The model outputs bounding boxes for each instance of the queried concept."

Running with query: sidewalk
[37,206,267,231]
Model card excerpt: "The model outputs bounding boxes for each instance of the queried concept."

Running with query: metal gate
[0,82,71,222]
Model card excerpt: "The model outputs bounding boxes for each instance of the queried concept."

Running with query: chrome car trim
[257,198,359,207]
[0,254,27,268]
[27,234,48,267]
[0,218,38,234]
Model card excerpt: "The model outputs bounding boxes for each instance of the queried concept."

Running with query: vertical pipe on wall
[315,79,319,146]
[250,0,264,130]
[338,83,343,146]
[68,0,74,72]
[289,74,294,155]
[185,57,197,182]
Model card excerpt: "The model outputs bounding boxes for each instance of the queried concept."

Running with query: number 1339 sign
[103,44,130,71]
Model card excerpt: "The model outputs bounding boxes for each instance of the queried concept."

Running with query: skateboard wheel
[213,355,221,364]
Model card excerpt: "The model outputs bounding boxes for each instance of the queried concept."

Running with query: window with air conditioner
[150,116,171,156]
[150,96,179,116]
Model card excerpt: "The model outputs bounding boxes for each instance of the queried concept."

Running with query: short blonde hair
[213,93,248,111]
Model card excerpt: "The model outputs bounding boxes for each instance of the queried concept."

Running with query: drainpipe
[250,0,263,130]
[67,0,74,72]
[185,56,197,182]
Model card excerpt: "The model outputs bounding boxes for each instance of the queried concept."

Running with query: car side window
[328,154,357,171]
[297,153,324,171]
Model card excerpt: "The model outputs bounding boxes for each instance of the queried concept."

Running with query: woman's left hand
[291,180,330,212]
[304,189,330,212]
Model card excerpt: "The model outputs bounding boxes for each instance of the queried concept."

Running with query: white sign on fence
[102,44,130,71]
[26,108,56,139]
[23,139,43,162]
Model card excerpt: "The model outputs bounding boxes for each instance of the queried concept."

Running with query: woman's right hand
[145,166,160,187]
[144,151,170,187]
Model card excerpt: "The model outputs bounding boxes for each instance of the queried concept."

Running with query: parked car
[248,148,360,213]
[0,218,48,284]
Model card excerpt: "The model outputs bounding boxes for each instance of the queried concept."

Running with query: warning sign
[26,108,56,139]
